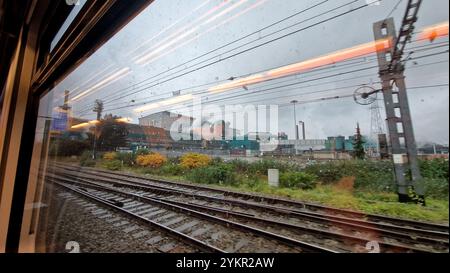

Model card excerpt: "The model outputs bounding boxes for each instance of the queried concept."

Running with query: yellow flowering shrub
[103,152,117,161]
[136,153,167,168]
[180,153,211,169]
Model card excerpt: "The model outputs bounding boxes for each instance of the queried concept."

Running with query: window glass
[26,0,449,253]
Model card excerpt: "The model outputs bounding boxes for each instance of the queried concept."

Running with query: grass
[96,162,449,224]
[233,178,448,224]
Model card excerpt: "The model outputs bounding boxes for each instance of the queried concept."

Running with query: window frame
[0,0,154,253]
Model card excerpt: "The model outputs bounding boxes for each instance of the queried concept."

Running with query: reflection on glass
[24,0,449,253]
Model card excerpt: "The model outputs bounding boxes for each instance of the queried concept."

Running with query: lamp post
[92,99,103,159]
[290,100,299,140]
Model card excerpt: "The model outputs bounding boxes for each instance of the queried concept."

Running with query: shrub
[167,156,179,164]
[180,153,211,169]
[79,151,96,167]
[116,152,135,166]
[248,159,294,175]
[229,159,250,172]
[302,160,395,191]
[135,148,151,156]
[420,159,449,180]
[280,172,318,190]
[211,157,224,165]
[136,153,167,168]
[186,164,236,185]
[49,138,90,157]
[423,178,449,199]
[160,163,185,176]
[242,174,263,188]
[103,160,122,171]
[103,152,117,161]
[303,162,344,184]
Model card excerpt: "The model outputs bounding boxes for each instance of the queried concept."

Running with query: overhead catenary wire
[133,59,449,116]
[74,39,448,115]
[75,53,448,119]
[71,0,333,106]
[384,0,404,20]
[75,49,449,118]
[74,43,448,116]
[75,0,381,109]
[75,36,448,114]
[75,3,449,114]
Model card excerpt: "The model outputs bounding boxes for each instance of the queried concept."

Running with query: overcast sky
[45,0,449,144]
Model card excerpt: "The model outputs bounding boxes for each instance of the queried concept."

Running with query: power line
[75,50,378,115]
[75,49,449,118]
[99,0,357,104]
[75,39,448,114]
[78,0,378,107]
[89,55,378,111]
[272,82,449,110]
[85,65,378,115]
[72,0,332,106]
[385,0,404,20]
[75,36,447,114]
[84,56,449,118]
[74,42,448,115]
[88,0,331,101]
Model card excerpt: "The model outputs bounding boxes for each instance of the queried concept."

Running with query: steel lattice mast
[373,0,425,204]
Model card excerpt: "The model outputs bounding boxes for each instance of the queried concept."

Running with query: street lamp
[290,100,299,140]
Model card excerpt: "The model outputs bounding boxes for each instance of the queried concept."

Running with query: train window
[22,0,449,253]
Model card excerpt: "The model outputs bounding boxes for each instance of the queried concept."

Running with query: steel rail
[49,175,337,253]
[52,163,450,238]
[53,181,225,253]
[48,168,449,252]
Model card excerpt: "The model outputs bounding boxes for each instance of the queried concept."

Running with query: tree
[353,123,366,160]
[97,114,128,151]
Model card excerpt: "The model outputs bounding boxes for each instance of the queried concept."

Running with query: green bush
[211,157,224,165]
[248,159,294,175]
[349,161,395,192]
[135,148,151,156]
[229,159,251,172]
[102,160,122,171]
[241,174,262,188]
[186,164,237,185]
[79,151,96,167]
[280,172,318,190]
[302,160,396,191]
[420,159,449,180]
[160,163,185,176]
[423,178,449,199]
[49,139,90,157]
[303,162,344,184]
[116,152,135,166]
[167,156,179,164]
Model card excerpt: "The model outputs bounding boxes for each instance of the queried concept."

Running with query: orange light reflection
[209,38,392,93]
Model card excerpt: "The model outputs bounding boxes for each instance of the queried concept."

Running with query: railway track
[53,163,449,234]
[53,164,449,235]
[49,177,336,253]
[48,164,449,252]
[48,187,202,253]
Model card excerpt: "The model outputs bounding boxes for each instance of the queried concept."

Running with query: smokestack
[299,121,306,140]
